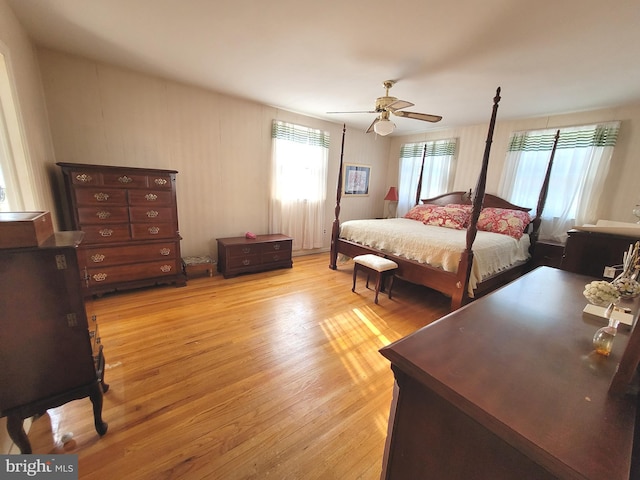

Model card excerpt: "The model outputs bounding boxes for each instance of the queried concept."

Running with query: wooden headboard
[421,190,532,212]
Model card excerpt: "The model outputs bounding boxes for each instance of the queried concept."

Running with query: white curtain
[499,122,620,243]
[397,139,457,217]
[270,121,329,250]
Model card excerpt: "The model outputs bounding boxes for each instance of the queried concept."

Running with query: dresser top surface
[57,162,178,175]
[216,234,293,246]
[380,266,638,479]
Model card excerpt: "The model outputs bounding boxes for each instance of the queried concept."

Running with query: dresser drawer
[261,251,291,265]
[147,174,173,190]
[81,242,177,267]
[128,190,173,206]
[75,188,128,206]
[78,206,129,225]
[260,240,292,255]
[85,259,181,287]
[227,254,260,269]
[129,206,174,223]
[102,172,148,188]
[226,243,261,257]
[81,224,131,244]
[131,223,176,240]
[68,169,102,186]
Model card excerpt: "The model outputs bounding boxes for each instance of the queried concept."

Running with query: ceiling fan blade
[366,117,379,133]
[327,110,377,114]
[393,110,443,123]
[386,99,414,112]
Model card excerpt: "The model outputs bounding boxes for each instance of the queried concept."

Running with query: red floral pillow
[445,204,473,227]
[404,204,438,222]
[422,206,471,230]
[477,208,531,239]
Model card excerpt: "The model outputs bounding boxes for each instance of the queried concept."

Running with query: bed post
[329,124,346,270]
[529,129,560,250]
[451,87,502,310]
[414,144,428,206]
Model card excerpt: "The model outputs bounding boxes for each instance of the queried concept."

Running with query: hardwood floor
[26,253,450,479]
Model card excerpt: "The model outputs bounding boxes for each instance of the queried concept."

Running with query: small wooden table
[216,234,293,278]
[380,267,639,479]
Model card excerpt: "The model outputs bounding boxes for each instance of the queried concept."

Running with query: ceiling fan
[328,80,442,136]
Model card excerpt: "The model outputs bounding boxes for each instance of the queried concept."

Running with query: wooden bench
[352,254,398,304]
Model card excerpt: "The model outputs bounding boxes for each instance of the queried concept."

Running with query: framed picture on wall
[344,164,371,196]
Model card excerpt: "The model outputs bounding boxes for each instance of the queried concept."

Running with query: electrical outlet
[603,266,616,278]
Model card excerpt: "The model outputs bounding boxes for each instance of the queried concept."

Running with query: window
[397,138,457,217]
[270,120,329,250]
[0,50,35,212]
[499,122,620,243]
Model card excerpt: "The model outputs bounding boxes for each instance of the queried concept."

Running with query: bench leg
[387,274,395,300]
[352,264,358,292]
[374,272,384,304]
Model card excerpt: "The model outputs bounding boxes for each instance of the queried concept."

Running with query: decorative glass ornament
[592,303,619,356]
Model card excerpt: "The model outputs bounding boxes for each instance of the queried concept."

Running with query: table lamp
[384,187,399,218]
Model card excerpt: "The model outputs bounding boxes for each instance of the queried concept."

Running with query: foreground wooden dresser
[380,267,639,479]
[58,162,186,296]
[0,232,108,453]
[217,234,293,278]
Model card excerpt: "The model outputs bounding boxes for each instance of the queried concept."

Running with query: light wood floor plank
[25,253,450,479]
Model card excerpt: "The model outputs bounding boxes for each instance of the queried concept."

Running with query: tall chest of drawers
[58,163,186,296]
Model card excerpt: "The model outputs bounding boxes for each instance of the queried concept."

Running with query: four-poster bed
[329,88,560,311]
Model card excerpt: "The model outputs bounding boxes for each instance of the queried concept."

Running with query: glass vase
[592,303,619,356]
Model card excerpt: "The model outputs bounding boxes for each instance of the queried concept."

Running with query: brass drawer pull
[148,226,160,235]
[146,210,159,218]
[154,178,168,186]
[274,244,281,250]
[91,254,106,263]
[242,247,251,254]
[92,273,108,282]
[96,210,111,219]
[75,173,92,183]
[160,264,172,272]
[118,175,133,184]
[99,229,113,237]
[145,193,158,201]
[94,192,110,201]
[242,259,251,266]
[160,248,171,256]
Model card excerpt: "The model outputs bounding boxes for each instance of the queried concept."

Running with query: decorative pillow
[477,208,531,239]
[422,206,471,230]
[445,204,473,227]
[404,204,438,222]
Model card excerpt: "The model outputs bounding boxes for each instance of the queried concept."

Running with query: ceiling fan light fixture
[374,118,394,136]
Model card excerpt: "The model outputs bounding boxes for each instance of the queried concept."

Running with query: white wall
[37,48,391,257]
[34,45,640,258]
[388,101,640,224]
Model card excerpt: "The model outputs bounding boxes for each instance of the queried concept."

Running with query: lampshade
[374,118,395,136]
[384,186,399,201]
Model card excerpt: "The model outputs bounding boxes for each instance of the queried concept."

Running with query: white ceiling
[7,0,640,136]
